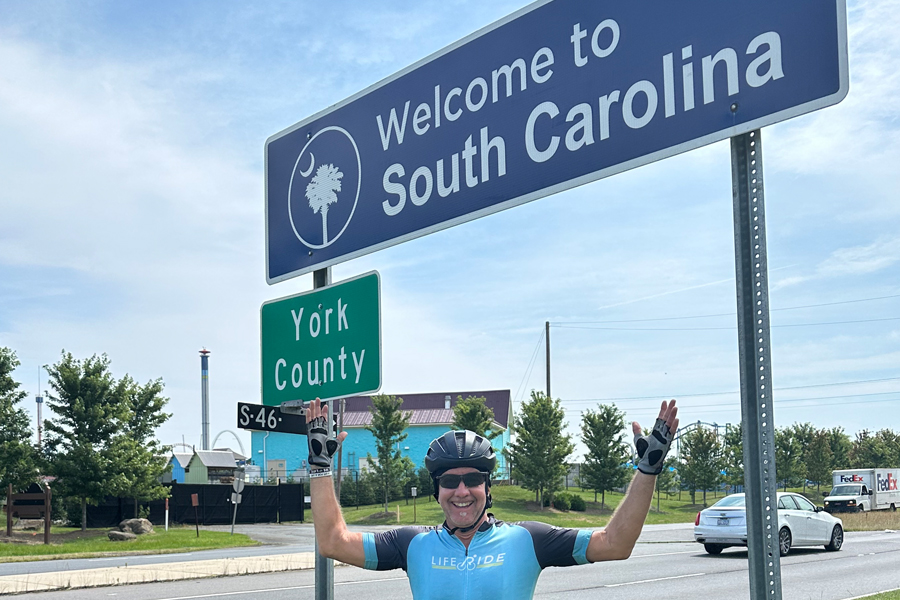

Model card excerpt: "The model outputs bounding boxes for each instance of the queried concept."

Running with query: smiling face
[437,467,488,531]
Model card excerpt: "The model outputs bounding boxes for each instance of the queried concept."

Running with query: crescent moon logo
[299,152,315,178]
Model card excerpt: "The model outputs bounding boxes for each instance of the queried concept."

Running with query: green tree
[678,426,722,506]
[578,404,630,509]
[364,394,412,513]
[506,391,573,508]
[44,353,128,529]
[827,427,852,470]
[848,429,897,468]
[805,431,833,493]
[0,348,39,496]
[722,423,744,491]
[451,395,501,440]
[108,376,172,516]
[653,457,679,512]
[775,427,804,491]
[790,422,817,490]
[875,429,900,466]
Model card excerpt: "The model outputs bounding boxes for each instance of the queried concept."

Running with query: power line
[514,329,544,404]
[557,376,900,403]
[562,394,900,415]
[553,317,900,332]
[560,390,900,412]
[553,293,900,325]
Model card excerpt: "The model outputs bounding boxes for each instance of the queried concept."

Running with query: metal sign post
[231,476,245,536]
[731,130,782,599]
[313,267,334,600]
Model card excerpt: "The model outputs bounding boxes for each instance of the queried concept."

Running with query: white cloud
[817,237,900,276]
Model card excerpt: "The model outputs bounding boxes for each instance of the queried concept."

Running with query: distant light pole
[36,364,48,449]
[263,432,270,481]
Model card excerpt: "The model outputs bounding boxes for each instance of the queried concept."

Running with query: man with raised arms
[305,397,679,600]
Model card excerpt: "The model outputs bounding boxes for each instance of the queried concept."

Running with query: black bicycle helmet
[425,430,496,503]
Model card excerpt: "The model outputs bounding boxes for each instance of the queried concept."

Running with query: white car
[693,492,844,556]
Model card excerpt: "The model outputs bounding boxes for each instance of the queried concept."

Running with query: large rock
[12,519,44,531]
[108,530,137,541]
[119,518,154,535]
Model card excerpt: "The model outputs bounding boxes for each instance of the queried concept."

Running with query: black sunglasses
[438,472,488,489]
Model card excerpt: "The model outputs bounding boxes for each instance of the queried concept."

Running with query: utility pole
[545,321,551,398]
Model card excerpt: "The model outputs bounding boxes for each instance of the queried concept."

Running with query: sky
[1,0,898,461]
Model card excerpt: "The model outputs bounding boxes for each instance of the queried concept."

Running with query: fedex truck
[824,469,900,513]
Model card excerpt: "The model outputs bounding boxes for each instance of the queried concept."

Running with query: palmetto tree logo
[305,164,343,245]
[287,126,361,250]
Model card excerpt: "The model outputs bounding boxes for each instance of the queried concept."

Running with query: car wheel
[825,524,843,551]
[857,505,865,513]
[891,504,896,512]
[779,527,792,556]
[704,544,725,555]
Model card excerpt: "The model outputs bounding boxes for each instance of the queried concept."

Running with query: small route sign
[237,402,308,435]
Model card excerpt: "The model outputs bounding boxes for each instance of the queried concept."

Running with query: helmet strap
[445,503,489,536]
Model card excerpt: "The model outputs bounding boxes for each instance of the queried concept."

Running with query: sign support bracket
[731,130,782,600]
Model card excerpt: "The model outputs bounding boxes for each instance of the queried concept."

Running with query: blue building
[162,452,193,483]
[250,390,512,481]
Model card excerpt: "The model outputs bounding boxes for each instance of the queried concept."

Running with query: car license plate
[717,518,729,526]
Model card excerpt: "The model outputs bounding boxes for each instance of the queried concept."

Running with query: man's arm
[310,471,367,567]
[306,398,366,567]
[585,471,655,561]
[586,399,679,562]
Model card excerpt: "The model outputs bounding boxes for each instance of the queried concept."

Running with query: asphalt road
[9,528,900,600]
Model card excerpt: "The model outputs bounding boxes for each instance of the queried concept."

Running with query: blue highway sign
[265,0,848,283]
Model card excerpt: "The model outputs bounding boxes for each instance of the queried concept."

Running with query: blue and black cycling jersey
[361,515,593,600]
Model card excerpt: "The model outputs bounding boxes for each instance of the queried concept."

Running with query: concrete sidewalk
[0,523,695,594]
[0,552,321,595]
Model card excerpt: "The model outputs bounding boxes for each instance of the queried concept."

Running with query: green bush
[552,493,571,511]
[569,494,586,511]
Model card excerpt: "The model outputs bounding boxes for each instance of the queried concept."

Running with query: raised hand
[305,398,347,470]
[632,399,679,475]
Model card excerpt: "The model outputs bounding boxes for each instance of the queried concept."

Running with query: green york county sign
[261,271,381,405]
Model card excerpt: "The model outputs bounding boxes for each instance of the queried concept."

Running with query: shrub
[552,493,571,511]
[570,494,586,511]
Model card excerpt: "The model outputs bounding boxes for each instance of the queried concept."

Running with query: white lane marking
[89,553,193,562]
[633,550,698,558]
[153,577,408,600]
[604,573,706,588]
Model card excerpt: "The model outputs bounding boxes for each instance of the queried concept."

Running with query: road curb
[0,552,318,595]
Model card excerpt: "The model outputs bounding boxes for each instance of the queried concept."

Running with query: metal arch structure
[172,442,194,453]
[212,430,246,457]
[672,420,731,459]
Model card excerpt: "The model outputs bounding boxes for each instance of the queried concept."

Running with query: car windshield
[711,495,746,508]
[831,485,861,496]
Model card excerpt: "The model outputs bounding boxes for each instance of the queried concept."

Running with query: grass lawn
[341,484,709,528]
[0,526,258,562]
[860,590,900,600]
